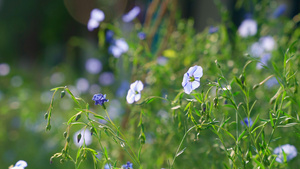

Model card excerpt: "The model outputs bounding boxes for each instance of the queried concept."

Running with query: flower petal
[108,45,123,58]
[183,82,193,94]
[122,6,140,22]
[15,160,27,167]
[126,89,135,104]
[115,39,129,53]
[182,73,189,87]
[90,9,105,22]
[187,66,197,76]
[193,66,203,78]
[135,80,144,92]
[87,19,99,31]
[134,93,141,102]
[191,81,200,90]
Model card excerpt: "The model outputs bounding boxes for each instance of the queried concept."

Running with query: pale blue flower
[122,6,140,22]
[209,26,218,34]
[73,129,92,147]
[108,39,129,58]
[238,19,257,37]
[85,58,102,74]
[126,80,143,104]
[265,77,279,88]
[138,32,146,40]
[104,163,112,169]
[273,144,297,163]
[11,160,27,169]
[249,42,264,58]
[87,9,105,31]
[182,65,203,94]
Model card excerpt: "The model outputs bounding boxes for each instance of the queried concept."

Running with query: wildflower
[126,80,143,104]
[122,6,140,22]
[10,160,27,169]
[249,42,264,58]
[104,163,112,169]
[273,4,287,18]
[256,53,271,69]
[209,26,218,34]
[241,117,253,127]
[73,129,92,147]
[87,9,105,31]
[137,32,146,40]
[238,19,257,37]
[108,39,129,58]
[105,30,114,43]
[265,77,279,88]
[92,93,109,106]
[182,65,203,94]
[122,161,133,169]
[99,72,115,86]
[273,144,297,163]
[85,58,102,74]
[259,36,276,51]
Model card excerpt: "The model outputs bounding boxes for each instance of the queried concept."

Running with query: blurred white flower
[256,53,271,69]
[76,78,89,93]
[122,6,140,22]
[11,76,23,87]
[259,36,276,51]
[249,42,264,58]
[85,58,102,74]
[108,39,129,58]
[238,19,257,37]
[11,160,27,169]
[73,129,92,147]
[99,72,115,86]
[87,9,105,31]
[273,144,297,163]
[50,72,65,85]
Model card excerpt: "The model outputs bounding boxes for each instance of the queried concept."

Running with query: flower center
[189,76,195,82]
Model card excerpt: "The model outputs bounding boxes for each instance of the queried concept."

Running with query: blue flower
[105,30,114,43]
[137,32,146,40]
[238,19,257,37]
[126,80,143,104]
[122,6,140,22]
[104,163,112,169]
[11,160,27,169]
[87,9,105,31]
[273,144,297,163]
[241,117,253,127]
[182,65,203,94]
[122,161,133,169]
[273,4,287,18]
[209,26,218,34]
[265,77,279,88]
[108,39,129,58]
[92,93,109,106]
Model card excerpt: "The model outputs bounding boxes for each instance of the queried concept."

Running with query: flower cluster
[105,30,129,58]
[273,144,297,163]
[87,9,105,31]
[92,93,109,106]
[182,65,203,94]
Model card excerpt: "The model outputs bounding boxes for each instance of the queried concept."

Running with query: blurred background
[0,0,299,168]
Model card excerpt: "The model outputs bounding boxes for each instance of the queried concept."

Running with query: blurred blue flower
[106,30,114,43]
[126,80,143,104]
[87,9,105,31]
[273,4,287,18]
[108,39,129,58]
[182,65,203,94]
[138,32,146,40]
[92,93,109,106]
[265,77,279,88]
[85,58,102,74]
[256,53,271,69]
[241,117,253,127]
[273,144,297,163]
[157,56,168,66]
[99,72,115,86]
[104,163,112,169]
[122,161,133,169]
[209,26,218,34]
[122,6,140,22]
[11,160,27,169]
[117,81,130,97]
[249,42,264,58]
[238,19,257,37]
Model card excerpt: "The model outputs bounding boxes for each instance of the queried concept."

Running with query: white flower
[87,9,105,31]
[273,144,297,163]
[182,65,203,94]
[238,19,257,37]
[73,129,92,147]
[126,80,143,104]
[11,160,27,169]
[108,39,129,58]
[259,36,276,51]
[249,42,264,58]
[122,6,140,22]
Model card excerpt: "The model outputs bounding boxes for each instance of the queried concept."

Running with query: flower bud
[201,103,206,112]
[60,90,65,98]
[44,113,48,119]
[63,131,67,138]
[253,84,260,90]
[77,133,82,143]
[76,114,81,121]
[239,74,245,84]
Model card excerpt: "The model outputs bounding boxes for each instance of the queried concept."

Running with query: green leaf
[237,129,247,142]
